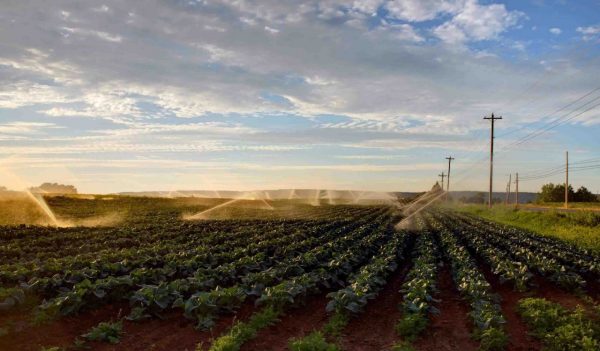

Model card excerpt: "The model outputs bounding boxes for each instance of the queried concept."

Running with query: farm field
[458,204,600,253]
[1,197,599,351]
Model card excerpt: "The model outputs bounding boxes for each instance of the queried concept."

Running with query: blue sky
[0,0,599,193]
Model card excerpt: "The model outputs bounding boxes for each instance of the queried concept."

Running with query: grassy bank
[522,202,600,210]
[455,204,600,253]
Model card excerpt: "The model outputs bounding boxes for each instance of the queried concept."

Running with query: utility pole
[565,151,569,209]
[484,113,502,208]
[438,172,446,191]
[446,156,455,201]
[505,174,512,205]
[515,172,519,208]
[507,174,512,205]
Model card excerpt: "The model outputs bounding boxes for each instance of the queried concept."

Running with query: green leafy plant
[517,298,600,351]
[288,331,339,351]
[208,306,281,351]
[397,229,438,341]
[82,320,123,344]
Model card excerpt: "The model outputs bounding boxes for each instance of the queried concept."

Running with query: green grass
[456,205,600,253]
[526,202,600,209]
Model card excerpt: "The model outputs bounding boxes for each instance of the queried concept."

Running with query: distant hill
[392,191,537,204]
[117,189,537,204]
[118,189,396,203]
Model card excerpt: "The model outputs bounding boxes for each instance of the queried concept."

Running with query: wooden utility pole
[446,156,455,201]
[505,174,511,205]
[515,172,519,207]
[565,151,569,209]
[507,174,512,205]
[484,113,502,208]
[438,172,446,191]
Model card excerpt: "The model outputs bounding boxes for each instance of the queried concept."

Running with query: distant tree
[29,183,78,194]
[0,186,7,191]
[537,183,571,203]
[537,183,597,203]
[573,186,598,202]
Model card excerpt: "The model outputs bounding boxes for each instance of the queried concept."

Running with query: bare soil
[0,304,127,351]
[0,302,256,351]
[241,295,329,351]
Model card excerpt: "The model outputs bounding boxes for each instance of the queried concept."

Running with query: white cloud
[0,82,72,108]
[549,27,561,35]
[385,0,464,22]
[576,25,600,41]
[433,0,523,44]
[264,25,280,34]
[433,22,467,44]
[60,26,123,42]
[92,5,110,13]
[351,0,380,15]
[377,21,424,42]
[0,122,60,135]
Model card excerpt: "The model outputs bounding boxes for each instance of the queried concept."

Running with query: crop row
[36,210,395,325]
[429,216,508,351]
[2,208,386,288]
[437,212,586,290]
[0,205,375,262]
[453,213,600,278]
[396,227,439,341]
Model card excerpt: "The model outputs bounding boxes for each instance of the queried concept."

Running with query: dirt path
[413,266,479,351]
[339,264,411,351]
[240,295,329,351]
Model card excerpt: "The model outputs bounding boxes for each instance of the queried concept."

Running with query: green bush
[396,312,428,341]
[209,306,280,351]
[82,320,123,344]
[517,298,600,351]
[477,326,508,351]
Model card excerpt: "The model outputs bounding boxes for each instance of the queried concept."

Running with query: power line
[501,94,600,151]
[497,86,600,138]
[519,164,600,181]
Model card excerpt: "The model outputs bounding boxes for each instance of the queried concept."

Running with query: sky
[0,0,599,194]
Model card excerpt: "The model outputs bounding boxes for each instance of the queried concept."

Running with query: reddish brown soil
[478,262,541,351]
[583,276,600,302]
[413,266,480,351]
[0,303,127,351]
[340,264,411,351]
[241,295,330,351]
[97,302,255,351]
[0,302,255,351]
[533,276,590,310]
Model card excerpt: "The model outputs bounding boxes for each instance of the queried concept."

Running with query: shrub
[82,320,123,344]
